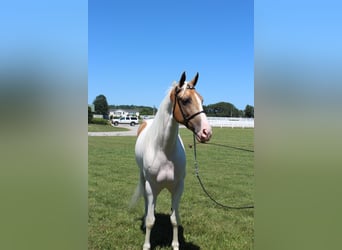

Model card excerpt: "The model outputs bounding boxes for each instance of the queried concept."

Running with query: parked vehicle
[112,116,139,126]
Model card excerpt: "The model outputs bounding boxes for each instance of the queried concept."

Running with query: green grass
[88,128,254,249]
[88,124,129,132]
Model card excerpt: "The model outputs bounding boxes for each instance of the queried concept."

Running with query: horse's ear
[179,71,186,88]
[188,72,199,87]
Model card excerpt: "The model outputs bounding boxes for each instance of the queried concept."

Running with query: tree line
[89,94,254,122]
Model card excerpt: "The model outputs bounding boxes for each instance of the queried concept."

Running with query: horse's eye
[181,98,191,105]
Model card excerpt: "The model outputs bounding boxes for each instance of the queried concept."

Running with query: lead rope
[192,134,254,210]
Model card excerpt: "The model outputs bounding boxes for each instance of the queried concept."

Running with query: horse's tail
[129,172,144,209]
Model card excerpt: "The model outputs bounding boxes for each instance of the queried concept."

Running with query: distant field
[88,124,129,132]
[88,127,254,249]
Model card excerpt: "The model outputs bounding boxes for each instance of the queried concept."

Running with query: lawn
[88,128,254,250]
[88,124,130,132]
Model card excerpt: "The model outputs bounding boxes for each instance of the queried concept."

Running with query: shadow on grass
[205,142,254,153]
[140,213,200,250]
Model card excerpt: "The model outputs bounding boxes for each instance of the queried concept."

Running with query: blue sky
[89,0,253,110]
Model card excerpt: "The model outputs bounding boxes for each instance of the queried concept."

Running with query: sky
[89,0,253,110]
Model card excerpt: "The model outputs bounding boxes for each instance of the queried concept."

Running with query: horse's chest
[156,163,175,182]
[147,152,185,183]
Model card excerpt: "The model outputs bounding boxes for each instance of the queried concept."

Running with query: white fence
[207,117,254,128]
[142,116,254,128]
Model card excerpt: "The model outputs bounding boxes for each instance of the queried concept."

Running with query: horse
[131,72,212,250]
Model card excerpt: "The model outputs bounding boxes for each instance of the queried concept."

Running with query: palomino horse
[132,72,212,250]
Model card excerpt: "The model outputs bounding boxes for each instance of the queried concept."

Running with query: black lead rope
[192,134,254,210]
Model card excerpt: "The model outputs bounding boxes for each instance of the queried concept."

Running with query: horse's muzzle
[196,127,212,143]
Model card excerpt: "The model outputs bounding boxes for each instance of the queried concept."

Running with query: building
[109,109,140,118]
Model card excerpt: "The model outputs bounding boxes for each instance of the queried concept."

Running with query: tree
[88,106,93,123]
[139,107,154,116]
[93,94,109,116]
[244,105,254,118]
[204,102,240,117]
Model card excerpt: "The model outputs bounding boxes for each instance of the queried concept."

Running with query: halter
[173,85,205,129]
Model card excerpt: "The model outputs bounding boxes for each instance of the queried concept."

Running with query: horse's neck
[149,94,179,151]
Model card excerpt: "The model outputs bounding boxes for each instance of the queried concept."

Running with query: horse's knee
[145,215,155,229]
[170,212,178,227]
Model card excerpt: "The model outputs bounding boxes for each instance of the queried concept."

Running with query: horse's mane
[145,81,183,141]
[167,80,188,97]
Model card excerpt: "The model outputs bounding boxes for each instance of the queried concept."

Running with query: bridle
[172,85,205,129]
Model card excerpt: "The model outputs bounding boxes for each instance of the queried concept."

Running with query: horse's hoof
[172,242,179,250]
[143,243,150,250]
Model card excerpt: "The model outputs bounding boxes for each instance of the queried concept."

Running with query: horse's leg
[141,172,148,228]
[170,180,184,250]
[143,180,156,250]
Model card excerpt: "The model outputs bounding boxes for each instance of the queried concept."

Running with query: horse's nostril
[203,129,210,137]
[201,128,212,141]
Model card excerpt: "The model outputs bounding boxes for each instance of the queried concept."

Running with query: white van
[112,116,139,126]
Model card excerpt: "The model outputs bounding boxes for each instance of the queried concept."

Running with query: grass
[88,128,254,249]
[88,124,129,132]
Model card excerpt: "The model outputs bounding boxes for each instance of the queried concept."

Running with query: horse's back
[135,119,153,166]
[135,119,153,147]
[137,120,148,137]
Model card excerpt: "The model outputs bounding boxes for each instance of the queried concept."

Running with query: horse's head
[171,72,212,143]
